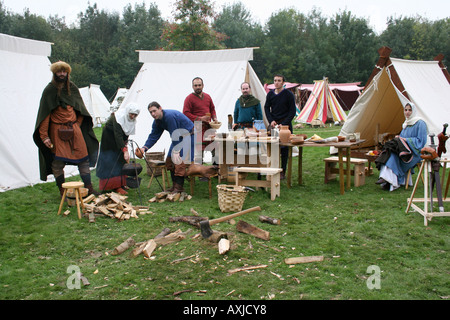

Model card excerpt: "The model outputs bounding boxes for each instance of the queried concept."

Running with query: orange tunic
[39,105,89,163]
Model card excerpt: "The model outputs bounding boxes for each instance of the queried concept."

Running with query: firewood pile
[82,192,152,222]
[148,191,192,203]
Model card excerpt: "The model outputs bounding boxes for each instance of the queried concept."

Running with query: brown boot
[55,175,65,198]
[171,182,185,194]
[85,184,100,196]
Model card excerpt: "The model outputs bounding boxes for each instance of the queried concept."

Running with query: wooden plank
[324,156,367,164]
[284,256,324,264]
[236,220,270,241]
[233,167,282,174]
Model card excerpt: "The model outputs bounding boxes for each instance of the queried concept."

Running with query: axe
[199,206,261,239]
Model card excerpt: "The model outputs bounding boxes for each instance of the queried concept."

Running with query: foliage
[0,0,448,103]
[160,0,226,51]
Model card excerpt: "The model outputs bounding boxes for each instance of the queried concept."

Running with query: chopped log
[154,229,191,246]
[259,215,281,225]
[148,196,157,203]
[190,208,200,216]
[79,273,90,286]
[166,193,175,202]
[172,193,181,202]
[95,194,110,206]
[130,242,147,258]
[178,192,186,202]
[114,210,124,220]
[207,230,228,243]
[154,227,171,239]
[131,228,170,258]
[284,256,324,265]
[236,220,270,241]
[88,211,95,223]
[156,191,169,199]
[168,215,207,228]
[63,209,70,216]
[111,237,135,255]
[218,238,230,255]
[84,194,96,204]
[228,264,268,274]
[142,239,157,258]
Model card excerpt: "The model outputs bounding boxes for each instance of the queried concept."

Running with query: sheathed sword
[429,134,444,212]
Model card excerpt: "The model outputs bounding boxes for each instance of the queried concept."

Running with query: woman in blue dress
[376,102,428,191]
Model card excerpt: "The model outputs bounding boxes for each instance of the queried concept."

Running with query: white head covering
[402,102,422,129]
[115,103,140,135]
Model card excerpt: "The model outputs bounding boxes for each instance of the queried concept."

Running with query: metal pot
[122,161,142,176]
[126,176,142,188]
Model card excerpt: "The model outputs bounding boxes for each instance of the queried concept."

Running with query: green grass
[0,125,449,301]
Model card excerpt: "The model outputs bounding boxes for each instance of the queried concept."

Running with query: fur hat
[50,61,72,74]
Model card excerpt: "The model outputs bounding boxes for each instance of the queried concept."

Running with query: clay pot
[279,125,291,143]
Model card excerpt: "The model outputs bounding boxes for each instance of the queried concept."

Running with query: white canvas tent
[110,87,128,111]
[120,48,266,161]
[80,84,111,126]
[337,47,450,157]
[0,33,80,191]
[296,78,348,124]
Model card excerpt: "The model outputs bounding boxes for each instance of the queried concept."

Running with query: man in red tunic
[183,77,217,162]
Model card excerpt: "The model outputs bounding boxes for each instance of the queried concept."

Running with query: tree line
[1,0,448,100]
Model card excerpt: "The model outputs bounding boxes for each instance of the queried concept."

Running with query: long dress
[96,114,128,191]
[381,119,428,189]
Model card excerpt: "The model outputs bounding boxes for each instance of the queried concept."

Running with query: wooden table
[281,139,366,195]
[212,136,279,181]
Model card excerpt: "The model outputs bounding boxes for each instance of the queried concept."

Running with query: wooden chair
[57,181,85,219]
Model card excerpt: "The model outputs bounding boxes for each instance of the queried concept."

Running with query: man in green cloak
[33,61,99,197]
[232,82,263,130]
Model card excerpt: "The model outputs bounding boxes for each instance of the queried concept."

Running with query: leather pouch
[58,124,74,141]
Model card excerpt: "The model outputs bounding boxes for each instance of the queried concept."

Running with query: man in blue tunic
[137,101,194,193]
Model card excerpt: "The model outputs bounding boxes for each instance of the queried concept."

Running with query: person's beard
[54,74,67,83]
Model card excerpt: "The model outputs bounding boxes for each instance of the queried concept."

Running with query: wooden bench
[324,156,368,187]
[233,167,283,200]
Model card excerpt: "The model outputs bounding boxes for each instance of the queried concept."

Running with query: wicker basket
[145,151,165,176]
[216,184,248,212]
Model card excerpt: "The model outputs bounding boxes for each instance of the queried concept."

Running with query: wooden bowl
[209,122,222,129]
[337,136,345,142]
